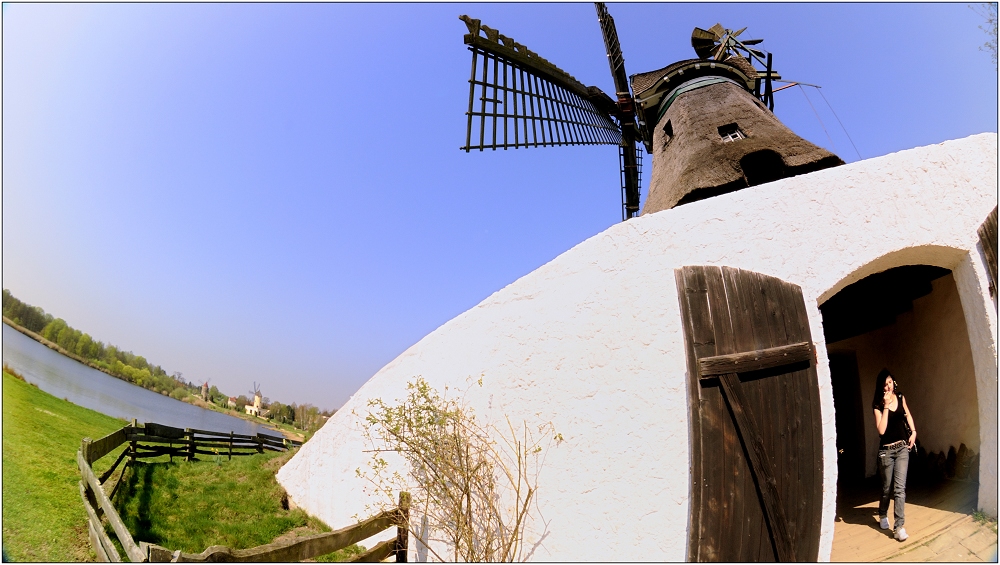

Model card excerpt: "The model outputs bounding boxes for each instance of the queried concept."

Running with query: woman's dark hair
[871,368,901,410]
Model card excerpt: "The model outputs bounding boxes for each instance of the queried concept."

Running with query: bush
[170,387,188,401]
[358,377,559,562]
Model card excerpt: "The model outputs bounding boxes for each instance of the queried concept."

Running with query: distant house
[227,396,237,409]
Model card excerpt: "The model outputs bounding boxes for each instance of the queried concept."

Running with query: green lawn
[115,450,318,553]
[112,450,364,561]
[2,367,363,562]
[2,369,127,561]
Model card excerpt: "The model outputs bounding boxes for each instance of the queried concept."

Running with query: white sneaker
[895,527,908,541]
[880,517,890,530]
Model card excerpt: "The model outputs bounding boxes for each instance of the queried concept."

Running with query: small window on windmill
[663,120,674,140]
[718,123,745,142]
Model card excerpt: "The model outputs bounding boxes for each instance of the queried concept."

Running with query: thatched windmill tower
[459,5,843,217]
[630,53,843,212]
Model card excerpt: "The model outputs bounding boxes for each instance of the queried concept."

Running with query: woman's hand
[882,390,894,409]
[903,396,916,449]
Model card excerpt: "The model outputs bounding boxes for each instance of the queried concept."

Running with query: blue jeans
[878,443,909,529]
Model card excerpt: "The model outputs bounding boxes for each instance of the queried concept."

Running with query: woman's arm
[874,407,889,435]
[874,390,892,435]
[902,396,917,448]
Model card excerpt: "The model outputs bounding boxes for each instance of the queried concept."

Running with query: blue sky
[3,3,997,410]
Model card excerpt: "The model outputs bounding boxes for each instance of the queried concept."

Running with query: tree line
[3,289,333,431]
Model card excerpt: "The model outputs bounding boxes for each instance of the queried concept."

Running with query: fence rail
[78,421,409,562]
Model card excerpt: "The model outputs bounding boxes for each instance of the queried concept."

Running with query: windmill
[458,4,840,218]
[458,3,645,221]
[246,381,263,416]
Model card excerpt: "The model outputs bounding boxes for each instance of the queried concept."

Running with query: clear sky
[3,3,997,411]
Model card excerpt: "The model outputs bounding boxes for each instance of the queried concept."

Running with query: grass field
[2,368,363,562]
[2,368,127,561]
[114,450,334,556]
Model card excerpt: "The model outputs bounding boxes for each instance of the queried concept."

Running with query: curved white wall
[278,133,997,560]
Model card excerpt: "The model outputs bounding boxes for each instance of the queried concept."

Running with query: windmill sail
[595,3,643,220]
[459,15,622,152]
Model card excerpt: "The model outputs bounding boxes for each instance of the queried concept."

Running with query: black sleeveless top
[875,393,908,446]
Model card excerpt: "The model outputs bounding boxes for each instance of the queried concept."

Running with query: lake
[2,322,277,437]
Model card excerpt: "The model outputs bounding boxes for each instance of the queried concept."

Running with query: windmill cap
[631,58,755,103]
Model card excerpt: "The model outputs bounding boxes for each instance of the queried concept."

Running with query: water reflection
[2,323,276,437]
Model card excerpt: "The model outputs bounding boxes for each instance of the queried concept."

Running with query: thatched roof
[642,80,843,214]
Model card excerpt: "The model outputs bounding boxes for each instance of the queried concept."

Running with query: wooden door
[978,206,997,304]
[676,266,823,562]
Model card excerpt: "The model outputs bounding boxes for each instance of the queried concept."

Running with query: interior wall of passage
[826,272,980,478]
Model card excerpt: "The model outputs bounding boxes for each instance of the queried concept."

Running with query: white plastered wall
[277,133,998,561]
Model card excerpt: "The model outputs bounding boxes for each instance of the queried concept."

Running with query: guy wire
[798,85,837,155]
[815,87,862,161]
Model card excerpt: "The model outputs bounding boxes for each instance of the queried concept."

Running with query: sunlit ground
[832,478,997,562]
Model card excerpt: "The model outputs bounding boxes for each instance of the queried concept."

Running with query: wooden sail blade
[459,15,622,151]
[595,2,629,97]
[618,137,643,220]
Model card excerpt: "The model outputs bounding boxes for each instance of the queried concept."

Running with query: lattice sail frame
[619,143,643,221]
[460,15,623,152]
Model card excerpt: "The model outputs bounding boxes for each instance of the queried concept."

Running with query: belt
[881,440,906,450]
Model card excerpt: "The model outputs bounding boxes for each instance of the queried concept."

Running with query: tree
[56,326,80,354]
[269,401,286,422]
[41,319,67,342]
[973,3,998,69]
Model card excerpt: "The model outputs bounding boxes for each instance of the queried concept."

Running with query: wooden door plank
[744,270,785,561]
[776,276,822,561]
[731,268,772,562]
[676,267,711,562]
[764,276,795,557]
[722,267,761,561]
[978,206,998,302]
[698,342,812,376]
[767,277,800,559]
[717,372,794,562]
[704,267,737,562]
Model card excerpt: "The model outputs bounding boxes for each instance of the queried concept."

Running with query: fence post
[256,435,263,454]
[186,428,194,461]
[396,491,410,562]
[81,438,92,466]
[129,420,138,467]
[229,431,233,461]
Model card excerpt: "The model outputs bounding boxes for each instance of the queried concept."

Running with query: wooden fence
[78,421,410,562]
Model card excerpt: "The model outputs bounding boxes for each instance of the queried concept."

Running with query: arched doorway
[821,264,984,559]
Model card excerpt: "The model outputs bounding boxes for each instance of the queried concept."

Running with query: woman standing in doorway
[873,368,917,541]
